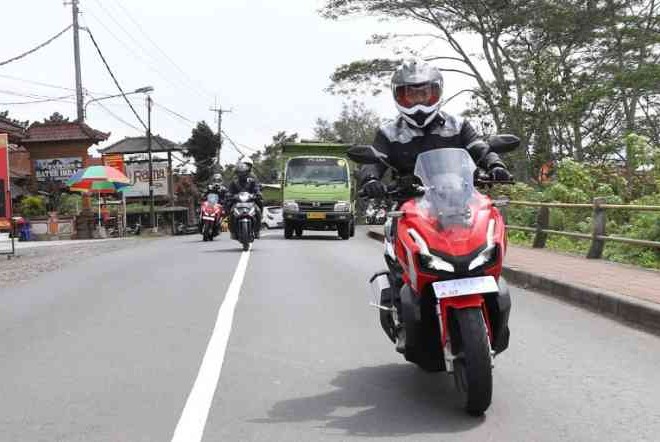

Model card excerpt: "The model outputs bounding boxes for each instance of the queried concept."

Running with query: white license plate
[432,276,499,299]
[202,216,216,221]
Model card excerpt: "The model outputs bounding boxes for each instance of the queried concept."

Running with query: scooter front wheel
[453,307,492,416]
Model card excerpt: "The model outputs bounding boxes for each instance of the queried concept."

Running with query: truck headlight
[283,200,299,212]
[334,201,351,212]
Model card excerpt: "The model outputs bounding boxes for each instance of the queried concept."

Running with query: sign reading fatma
[123,162,169,197]
[34,157,84,182]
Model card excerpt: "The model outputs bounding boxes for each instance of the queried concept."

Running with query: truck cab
[281,142,356,240]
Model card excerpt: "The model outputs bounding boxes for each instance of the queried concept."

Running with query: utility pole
[209,106,231,167]
[147,95,155,231]
[69,0,85,122]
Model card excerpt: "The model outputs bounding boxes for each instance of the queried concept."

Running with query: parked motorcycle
[348,135,519,416]
[200,193,223,242]
[229,191,259,251]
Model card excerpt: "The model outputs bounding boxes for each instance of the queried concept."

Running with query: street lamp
[83,86,154,118]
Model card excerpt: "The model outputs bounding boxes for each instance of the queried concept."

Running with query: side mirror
[488,134,520,154]
[347,145,386,165]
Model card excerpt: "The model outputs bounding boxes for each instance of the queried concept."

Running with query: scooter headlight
[419,253,455,273]
[468,219,497,271]
[407,228,454,273]
[468,246,497,271]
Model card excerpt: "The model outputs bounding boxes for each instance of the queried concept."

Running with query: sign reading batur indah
[34,157,84,182]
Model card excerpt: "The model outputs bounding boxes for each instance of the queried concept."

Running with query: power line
[221,130,260,153]
[153,102,196,125]
[0,94,75,105]
[92,100,143,133]
[110,0,214,100]
[0,74,75,92]
[81,9,193,101]
[0,25,72,67]
[85,2,209,105]
[85,27,148,131]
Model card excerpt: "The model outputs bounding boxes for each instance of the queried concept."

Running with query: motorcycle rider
[200,174,227,236]
[359,59,513,352]
[226,158,263,238]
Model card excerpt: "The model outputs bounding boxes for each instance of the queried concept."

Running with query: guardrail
[504,198,660,259]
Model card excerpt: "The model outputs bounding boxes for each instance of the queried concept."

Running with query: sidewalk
[505,246,660,306]
[366,228,660,335]
[13,238,123,250]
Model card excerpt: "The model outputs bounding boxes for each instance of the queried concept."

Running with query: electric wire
[93,100,143,133]
[86,1,209,104]
[82,9,194,101]
[110,0,214,100]
[0,94,75,105]
[85,27,148,131]
[0,25,72,67]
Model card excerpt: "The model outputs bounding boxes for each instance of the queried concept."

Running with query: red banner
[0,133,11,226]
[103,153,125,174]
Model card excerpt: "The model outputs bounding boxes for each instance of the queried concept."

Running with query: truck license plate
[307,212,326,220]
[432,276,499,299]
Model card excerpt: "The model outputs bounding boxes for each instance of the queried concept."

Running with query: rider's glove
[489,166,513,182]
[362,179,387,198]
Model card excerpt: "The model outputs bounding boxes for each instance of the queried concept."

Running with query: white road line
[171,248,252,442]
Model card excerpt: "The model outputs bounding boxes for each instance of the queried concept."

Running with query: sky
[1,0,480,166]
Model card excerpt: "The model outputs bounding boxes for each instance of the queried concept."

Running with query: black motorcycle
[229,191,260,251]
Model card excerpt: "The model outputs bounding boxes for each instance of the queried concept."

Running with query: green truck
[281,141,356,240]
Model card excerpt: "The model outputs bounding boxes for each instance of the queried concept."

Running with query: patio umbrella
[67,166,131,228]
[66,165,130,186]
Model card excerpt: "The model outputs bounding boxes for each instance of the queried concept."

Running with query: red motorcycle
[348,135,518,416]
[200,193,223,242]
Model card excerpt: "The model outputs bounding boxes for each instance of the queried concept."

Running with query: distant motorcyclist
[358,59,513,353]
[226,159,263,238]
[198,174,227,236]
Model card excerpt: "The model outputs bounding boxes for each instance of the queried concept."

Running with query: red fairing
[202,201,223,218]
[394,193,506,294]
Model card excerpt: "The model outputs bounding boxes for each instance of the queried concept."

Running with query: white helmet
[391,59,444,128]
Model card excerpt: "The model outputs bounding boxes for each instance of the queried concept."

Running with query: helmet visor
[394,83,441,109]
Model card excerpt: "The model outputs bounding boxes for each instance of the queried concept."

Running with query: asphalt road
[1,227,659,441]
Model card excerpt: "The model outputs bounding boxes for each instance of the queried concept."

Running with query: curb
[366,228,660,336]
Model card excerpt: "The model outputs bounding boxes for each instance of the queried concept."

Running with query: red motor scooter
[348,135,519,416]
[200,193,223,242]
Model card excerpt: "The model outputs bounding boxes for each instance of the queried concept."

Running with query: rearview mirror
[347,145,386,165]
[488,134,520,154]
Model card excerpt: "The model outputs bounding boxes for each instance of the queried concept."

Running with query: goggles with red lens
[394,83,441,108]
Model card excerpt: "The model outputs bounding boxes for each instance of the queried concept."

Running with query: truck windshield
[286,157,348,185]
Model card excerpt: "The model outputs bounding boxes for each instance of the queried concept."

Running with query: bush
[58,194,83,216]
[19,196,47,218]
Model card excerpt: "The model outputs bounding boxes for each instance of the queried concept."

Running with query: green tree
[314,101,381,144]
[250,131,298,183]
[319,0,657,179]
[184,121,219,190]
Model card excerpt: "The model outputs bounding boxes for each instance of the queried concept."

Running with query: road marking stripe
[171,247,252,442]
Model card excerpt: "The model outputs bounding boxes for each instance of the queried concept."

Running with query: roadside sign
[0,133,11,224]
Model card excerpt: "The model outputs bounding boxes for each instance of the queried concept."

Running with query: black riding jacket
[227,176,262,203]
[359,112,506,184]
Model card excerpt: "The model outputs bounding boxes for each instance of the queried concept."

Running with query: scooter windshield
[413,148,476,228]
[206,193,219,205]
